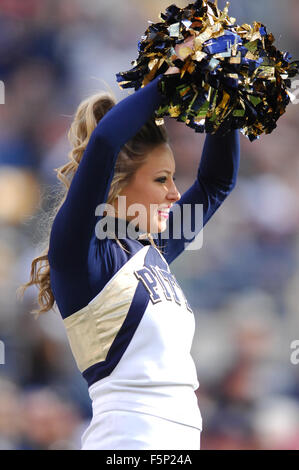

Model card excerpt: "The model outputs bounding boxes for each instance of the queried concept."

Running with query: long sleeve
[159,129,240,264]
[48,75,164,269]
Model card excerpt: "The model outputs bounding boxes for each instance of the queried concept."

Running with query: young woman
[20,45,240,449]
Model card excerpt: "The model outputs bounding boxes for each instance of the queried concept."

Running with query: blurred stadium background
[0,0,299,450]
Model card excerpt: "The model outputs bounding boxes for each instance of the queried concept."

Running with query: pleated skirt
[81,410,201,450]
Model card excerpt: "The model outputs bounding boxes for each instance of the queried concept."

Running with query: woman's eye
[156,177,167,183]
[156,176,176,183]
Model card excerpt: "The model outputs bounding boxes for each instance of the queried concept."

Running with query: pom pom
[116,0,299,141]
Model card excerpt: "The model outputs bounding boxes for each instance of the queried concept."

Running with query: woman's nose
[167,182,181,202]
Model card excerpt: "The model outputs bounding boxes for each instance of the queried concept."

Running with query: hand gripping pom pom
[116,0,299,141]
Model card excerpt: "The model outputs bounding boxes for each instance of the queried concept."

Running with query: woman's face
[113,143,181,233]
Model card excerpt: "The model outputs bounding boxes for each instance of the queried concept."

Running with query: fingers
[174,34,195,56]
[184,35,195,48]
[165,66,180,75]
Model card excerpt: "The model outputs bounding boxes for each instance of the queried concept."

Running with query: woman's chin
[153,221,168,234]
[145,217,168,234]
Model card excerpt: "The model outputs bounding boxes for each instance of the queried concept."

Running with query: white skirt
[81,410,201,450]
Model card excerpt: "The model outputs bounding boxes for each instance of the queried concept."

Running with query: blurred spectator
[19,388,86,450]
[0,378,22,450]
[252,396,299,449]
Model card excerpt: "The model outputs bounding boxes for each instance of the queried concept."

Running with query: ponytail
[17,88,168,316]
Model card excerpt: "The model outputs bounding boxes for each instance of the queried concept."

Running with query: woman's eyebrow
[154,169,175,175]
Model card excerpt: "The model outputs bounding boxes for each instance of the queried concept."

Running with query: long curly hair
[17,88,168,317]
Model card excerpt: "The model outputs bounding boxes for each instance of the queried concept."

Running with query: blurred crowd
[0,0,299,450]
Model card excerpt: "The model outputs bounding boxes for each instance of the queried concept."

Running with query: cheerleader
[20,43,240,449]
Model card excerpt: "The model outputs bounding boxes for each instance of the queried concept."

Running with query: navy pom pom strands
[116,0,299,141]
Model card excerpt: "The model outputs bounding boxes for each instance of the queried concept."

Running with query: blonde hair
[17,87,168,316]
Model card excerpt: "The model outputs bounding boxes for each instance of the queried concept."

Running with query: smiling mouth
[158,210,170,219]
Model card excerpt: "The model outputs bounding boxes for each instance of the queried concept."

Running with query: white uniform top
[63,243,202,430]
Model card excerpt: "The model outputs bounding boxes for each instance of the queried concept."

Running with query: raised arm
[48,75,164,269]
[159,129,240,264]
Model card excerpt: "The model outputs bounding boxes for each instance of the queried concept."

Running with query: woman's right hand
[165,35,195,75]
[165,66,180,75]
